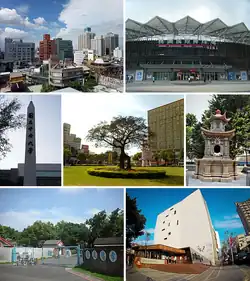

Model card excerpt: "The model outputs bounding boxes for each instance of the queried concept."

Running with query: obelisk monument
[23,100,37,186]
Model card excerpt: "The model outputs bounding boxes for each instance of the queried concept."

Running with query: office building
[39,34,56,61]
[148,99,184,155]
[113,47,122,59]
[63,123,81,151]
[91,36,105,57]
[5,38,35,64]
[80,145,89,155]
[104,33,119,56]
[88,50,96,61]
[54,38,73,60]
[154,189,218,265]
[236,199,250,234]
[78,31,95,50]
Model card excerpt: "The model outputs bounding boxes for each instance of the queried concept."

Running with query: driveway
[127,265,249,281]
[0,264,86,281]
[42,255,78,268]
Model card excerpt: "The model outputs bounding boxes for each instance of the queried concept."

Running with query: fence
[0,247,54,262]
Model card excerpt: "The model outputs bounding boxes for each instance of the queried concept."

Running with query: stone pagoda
[141,139,153,167]
[193,109,238,182]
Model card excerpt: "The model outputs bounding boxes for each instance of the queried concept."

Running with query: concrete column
[246,171,250,186]
[23,101,37,186]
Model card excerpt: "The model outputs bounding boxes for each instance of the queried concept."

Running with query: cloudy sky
[0,188,124,231]
[186,94,211,121]
[0,0,123,50]
[63,93,183,155]
[126,0,250,27]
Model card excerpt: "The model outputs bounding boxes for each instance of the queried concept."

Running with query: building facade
[113,47,123,59]
[39,34,56,61]
[5,38,35,64]
[148,99,184,155]
[78,31,96,50]
[63,123,81,151]
[80,145,89,155]
[74,50,85,65]
[105,33,119,56]
[54,38,73,60]
[236,199,250,234]
[154,189,218,265]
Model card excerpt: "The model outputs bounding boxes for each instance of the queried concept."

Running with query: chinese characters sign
[27,112,34,155]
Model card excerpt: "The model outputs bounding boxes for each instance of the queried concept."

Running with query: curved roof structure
[126,16,250,44]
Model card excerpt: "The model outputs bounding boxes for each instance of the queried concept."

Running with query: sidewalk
[65,268,104,281]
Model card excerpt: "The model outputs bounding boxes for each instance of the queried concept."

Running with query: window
[163,221,165,224]
[177,220,179,225]
[168,232,171,235]
[162,228,165,231]
[174,210,176,215]
[168,223,170,226]
[170,208,173,211]
[166,215,169,218]
[164,237,167,240]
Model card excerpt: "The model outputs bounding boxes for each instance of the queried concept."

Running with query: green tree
[83,76,98,92]
[64,147,72,165]
[126,193,146,247]
[186,114,198,161]
[186,113,197,127]
[190,122,205,159]
[133,152,142,162]
[68,81,83,91]
[153,151,160,166]
[77,153,86,164]
[0,96,25,160]
[41,84,57,92]
[86,116,150,170]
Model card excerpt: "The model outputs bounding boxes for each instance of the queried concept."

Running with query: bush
[87,167,166,179]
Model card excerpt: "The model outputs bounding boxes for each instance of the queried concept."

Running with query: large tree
[0,96,25,160]
[126,193,146,247]
[86,116,150,170]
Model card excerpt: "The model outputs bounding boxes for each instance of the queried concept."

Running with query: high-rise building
[91,36,105,57]
[113,47,123,59]
[54,38,73,60]
[78,31,95,50]
[39,34,56,61]
[74,50,85,65]
[5,38,35,64]
[236,199,250,234]
[104,33,119,55]
[154,189,218,265]
[63,123,81,151]
[148,99,184,155]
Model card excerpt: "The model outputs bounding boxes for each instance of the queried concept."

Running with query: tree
[77,153,86,164]
[153,151,160,166]
[133,152,142,162]
[186,113,197,127]
[64,147,72,165]
[41,84,57,92]
[0,96,25,160]
[86,116,150,170]
[179,148,184,161]
[186,114,198,161]
[82,76,98,92]
[190,122,205,159]
[126,193,146,247]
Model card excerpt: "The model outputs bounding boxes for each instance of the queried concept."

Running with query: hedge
[87,168,166,179]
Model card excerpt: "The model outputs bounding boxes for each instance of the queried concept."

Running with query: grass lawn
[73,267,123,281]
[64,166,184,186]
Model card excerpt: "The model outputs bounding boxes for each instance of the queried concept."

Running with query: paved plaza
[127,265,250,281]
[0,264,86,281]
[126,81,250,92]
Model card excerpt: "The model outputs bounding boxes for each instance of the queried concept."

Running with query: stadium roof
[126,16,250,44]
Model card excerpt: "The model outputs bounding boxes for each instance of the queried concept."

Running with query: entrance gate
[42,245,81,268]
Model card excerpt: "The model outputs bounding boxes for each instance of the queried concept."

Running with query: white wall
[154,189,217,265]
[0,248,12,262]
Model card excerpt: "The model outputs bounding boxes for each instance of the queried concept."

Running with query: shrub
[87,167,166,179]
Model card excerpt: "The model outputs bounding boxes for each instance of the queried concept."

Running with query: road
[0,264,86,281]
[42,255,78,268]
[126,81,250,92]
[127,265,250,281]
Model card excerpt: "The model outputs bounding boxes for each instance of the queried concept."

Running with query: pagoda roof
[210,109,230,123]
[201,127,235,137]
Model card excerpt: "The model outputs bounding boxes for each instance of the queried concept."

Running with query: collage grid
[0,1,250,281]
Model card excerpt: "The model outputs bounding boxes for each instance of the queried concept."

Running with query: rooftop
[52,87,82,92]
[126,15,250,44]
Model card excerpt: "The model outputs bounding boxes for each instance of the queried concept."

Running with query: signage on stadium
[158,43,217,49]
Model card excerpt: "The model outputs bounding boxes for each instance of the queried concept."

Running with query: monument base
[193,158,238,182]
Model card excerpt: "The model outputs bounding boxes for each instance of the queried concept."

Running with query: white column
[23,101,37,186]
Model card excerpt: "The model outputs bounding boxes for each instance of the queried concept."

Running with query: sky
[0,0,123,50]
[0,94,61,169]
[126,0,250,28]
[62,93,184,155]
[127,188,250,246]
[0,188,124,231]
[186,94,211,121]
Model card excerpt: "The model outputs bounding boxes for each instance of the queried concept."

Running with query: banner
[240,71,248,81]
[228,72,236,81]
[135,70,144,81]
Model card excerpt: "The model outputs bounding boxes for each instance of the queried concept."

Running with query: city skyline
[0,0,123,50]
[62,94,184,155]
[0,188,124,231]
[126,0,250,27]
[127,188,250,245]
[0,95,61,169]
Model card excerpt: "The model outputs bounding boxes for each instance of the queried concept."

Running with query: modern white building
[63,123,81,151]
[154,189,218,265]
[88,50,96,61]
[113,47,123,59]
[78,31,95,50]
[74,50,85,65]
[91,36,105,57]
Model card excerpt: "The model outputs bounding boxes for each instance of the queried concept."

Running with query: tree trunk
[125,154,131,170]
[119,149,125,170]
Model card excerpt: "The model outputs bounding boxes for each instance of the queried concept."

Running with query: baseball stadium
[126,16,250,82]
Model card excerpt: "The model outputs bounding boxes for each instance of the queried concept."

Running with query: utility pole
[225,231,234,264]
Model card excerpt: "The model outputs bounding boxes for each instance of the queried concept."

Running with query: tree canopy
[0,96,25,160]
[86,116,150,169]
[126,193,146,247]
[0,209,123,248]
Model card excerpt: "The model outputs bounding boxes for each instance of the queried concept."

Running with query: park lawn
[73,267,123,281]
[64,166,184,186]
